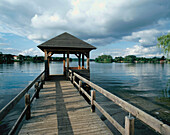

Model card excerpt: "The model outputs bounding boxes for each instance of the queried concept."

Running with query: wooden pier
[18,75,113,135]
[0,33,169,135]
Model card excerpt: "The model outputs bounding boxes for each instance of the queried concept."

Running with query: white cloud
[0,0,170,58]
[19,48,43,56]
[85,37,115,46]
[27,34,49,43]
[0,0,170,45]
[0,48,43,56]
[0,48,21,54]
[104,45,164,58]
[124,45,163,57]
[122,29,164,47]
[31,14,67,29]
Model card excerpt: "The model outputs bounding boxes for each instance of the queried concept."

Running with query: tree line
[0,52,94,64]
[95,54,169,63]
[0,52,73,64]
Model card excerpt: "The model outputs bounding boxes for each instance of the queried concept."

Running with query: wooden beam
[47,52,53,57]
[44,50,48,60]
[47,56,50,76]
[49,52,54,57]
[63,53,66,75]
[86,52,90,70]
[44,50,48,79]
[75,53,79,57]
[73,72,170,135]
[67,51,69,70]
[43,48,91,53]
[78,53,81,69]
[82,53,84,69]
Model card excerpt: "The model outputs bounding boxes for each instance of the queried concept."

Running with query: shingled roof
[37,32,96,52]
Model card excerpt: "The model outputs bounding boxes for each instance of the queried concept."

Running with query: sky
[0,0,170,59]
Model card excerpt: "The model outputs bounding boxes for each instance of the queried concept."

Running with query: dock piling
[91,90,96,112]
[125,115,135,135]
[25,94,30,120]
[79,80,82,95]
[35,82,40,99]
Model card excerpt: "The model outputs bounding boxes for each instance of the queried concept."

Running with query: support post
[79,80,82,95]
[44,50,48,80]
[82,53,84,69]
[87,52,90,70]
[67,52,69,70]
[66,52,69,79]
[63,53,66,75]
[78,53,81,69]
[25,94,30,120]
[91,90,96,112]
[35,82,40,99]
[47,56,50,76]
[125,114,135,135]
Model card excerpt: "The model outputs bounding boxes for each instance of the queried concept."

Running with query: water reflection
[0,61,169,134]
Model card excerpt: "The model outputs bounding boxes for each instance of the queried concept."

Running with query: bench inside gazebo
[37,32,96,80]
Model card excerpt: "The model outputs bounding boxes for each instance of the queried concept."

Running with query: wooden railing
[0,70,45,135]
[68,69,170,135]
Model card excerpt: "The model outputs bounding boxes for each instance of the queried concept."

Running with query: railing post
[67,70,69,80]
[79,80,82,95]
[70,72,73,83]
[40,75,44,89]
[68,71,70,80]
[125,114,135,135]
[34,82,40,99]
[25,94,30,120]
[73,75,75,85]
[91,90,96,112]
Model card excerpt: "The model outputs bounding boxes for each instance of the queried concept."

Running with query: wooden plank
[74,72,170,135]
[18,75,113,135]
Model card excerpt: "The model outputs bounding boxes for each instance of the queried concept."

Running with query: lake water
[0,61,169,134]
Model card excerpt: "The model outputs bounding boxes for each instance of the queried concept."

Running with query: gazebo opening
[37,32,96,80]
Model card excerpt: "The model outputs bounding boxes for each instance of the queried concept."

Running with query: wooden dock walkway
[18,75,113,135]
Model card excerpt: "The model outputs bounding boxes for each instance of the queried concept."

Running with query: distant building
[13,55,19,60]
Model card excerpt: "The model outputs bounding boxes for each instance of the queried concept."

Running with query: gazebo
[37,32,96,80]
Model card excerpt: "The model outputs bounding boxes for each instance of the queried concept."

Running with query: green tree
[0,52,3,63]
[95,55,113,63]
[157,33,170,58]
[124,55,136,63]
[114,56,124,62]
[18,54,24,61]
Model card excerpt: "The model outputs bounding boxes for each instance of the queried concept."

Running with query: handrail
[0,70,45,121]
[8,105,28,135]
[70,70,170,135]
[73,79,125,134]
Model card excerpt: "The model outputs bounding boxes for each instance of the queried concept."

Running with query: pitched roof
[37,32,96,51]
